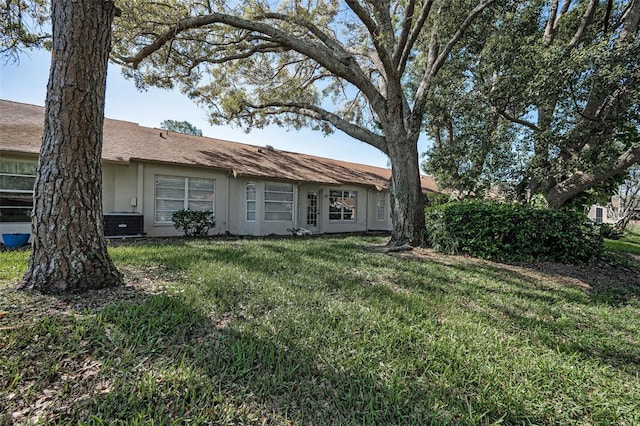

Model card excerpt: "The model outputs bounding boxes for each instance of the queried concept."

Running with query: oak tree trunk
[387,134,426,247]
[21,0,123,293]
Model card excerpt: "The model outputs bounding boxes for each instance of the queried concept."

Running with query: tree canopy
[0,0,49,61]
[422,0,640,207]
[160,119,203,136]
[112,0,500,246]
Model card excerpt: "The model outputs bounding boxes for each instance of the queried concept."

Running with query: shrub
[596,223,624,240]
[425,202,603,264]
[171,209,215,237]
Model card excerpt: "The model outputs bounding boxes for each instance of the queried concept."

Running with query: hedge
[425,202,603,264]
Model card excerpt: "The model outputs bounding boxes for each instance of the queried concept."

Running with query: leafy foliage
[171,209,215,237]
[425,202,604,263]
[0,0,50,62]
[160,119,203,136]
[422,1,640,208]
[596,224,624,240]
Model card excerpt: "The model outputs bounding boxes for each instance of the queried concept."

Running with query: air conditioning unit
[103,212,144,237]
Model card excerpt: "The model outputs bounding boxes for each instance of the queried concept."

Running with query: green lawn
[1,236,639,425]
[605,226,640,256]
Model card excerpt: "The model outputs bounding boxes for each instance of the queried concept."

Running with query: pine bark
[21,0,123,293]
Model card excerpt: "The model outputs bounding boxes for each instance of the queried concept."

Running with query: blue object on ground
[2,233,30,248]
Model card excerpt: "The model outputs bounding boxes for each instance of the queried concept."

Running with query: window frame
[264,182,294,222]
[0,160,37,223]
[377,192,386,221]
[329,189,357,222]
[307,192,318,227]
[246,181,256,222]
[154,175,215,224]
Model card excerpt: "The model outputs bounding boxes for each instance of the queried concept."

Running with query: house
[0,100,439,238]
[587,204,617,225]
[587,195,640,227]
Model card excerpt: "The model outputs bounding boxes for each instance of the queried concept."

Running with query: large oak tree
[113,0,499,246]
[423,0,640,207]
[20,0,123,292]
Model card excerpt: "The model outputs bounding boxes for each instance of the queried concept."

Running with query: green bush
[596,223,624,240]
[425,202,603,264]
[171,209,215,237]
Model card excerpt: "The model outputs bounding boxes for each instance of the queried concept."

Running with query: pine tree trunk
[387,135,426,247]
[21,0,123,293]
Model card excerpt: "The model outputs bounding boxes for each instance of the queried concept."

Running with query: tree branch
[395,0,434,77]
[257,12,345,54]
[246,101,388,153]
[494,108,542,132]
[116,11,385,112]
[412,0,495,122]
[568,0,598,48]
[344,0,396,82]
[543,0,559,46]
[546,142,640,208]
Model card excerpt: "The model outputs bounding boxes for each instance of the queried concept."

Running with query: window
[329,190,357,221]
[377,192,386,221]
[246,181,256,221]
[595,206,603,224]
[155,175,214,223]
[0,160,36,223]
[264,182,293,221]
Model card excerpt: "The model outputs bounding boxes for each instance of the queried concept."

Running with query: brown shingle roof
[0,99,439,192]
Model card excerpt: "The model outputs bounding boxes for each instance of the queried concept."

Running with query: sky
[1,48,432,169]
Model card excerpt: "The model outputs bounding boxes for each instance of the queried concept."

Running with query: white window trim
[154,175,215,224]
[0,160,37,223]
[246,181,256,222]
[329,190,357,222]
[377,192,386,221]
[264,182,294,222]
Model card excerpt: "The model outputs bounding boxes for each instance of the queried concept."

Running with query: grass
[1,236,639,425]
[605,226,640,256]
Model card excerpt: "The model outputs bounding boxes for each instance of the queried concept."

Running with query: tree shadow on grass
[70,294,451,425]
[394,252,640,375]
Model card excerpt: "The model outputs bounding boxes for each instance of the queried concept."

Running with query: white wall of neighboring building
[2,155,393,241]
[587,204,616,224]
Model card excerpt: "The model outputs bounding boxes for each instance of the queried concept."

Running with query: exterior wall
[228,178,298,236]
[319,185,368,234]
[2,153,394,240]
[102,162,139,213]
[587,204,616,224]
[141,163,228,237]
[298,184,323,234]
[228,180,388,236]
[366,189,392,231]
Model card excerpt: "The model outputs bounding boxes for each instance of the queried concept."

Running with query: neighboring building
[0,100,439,238]
[587,204,616,225]
[587,195,640,227]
